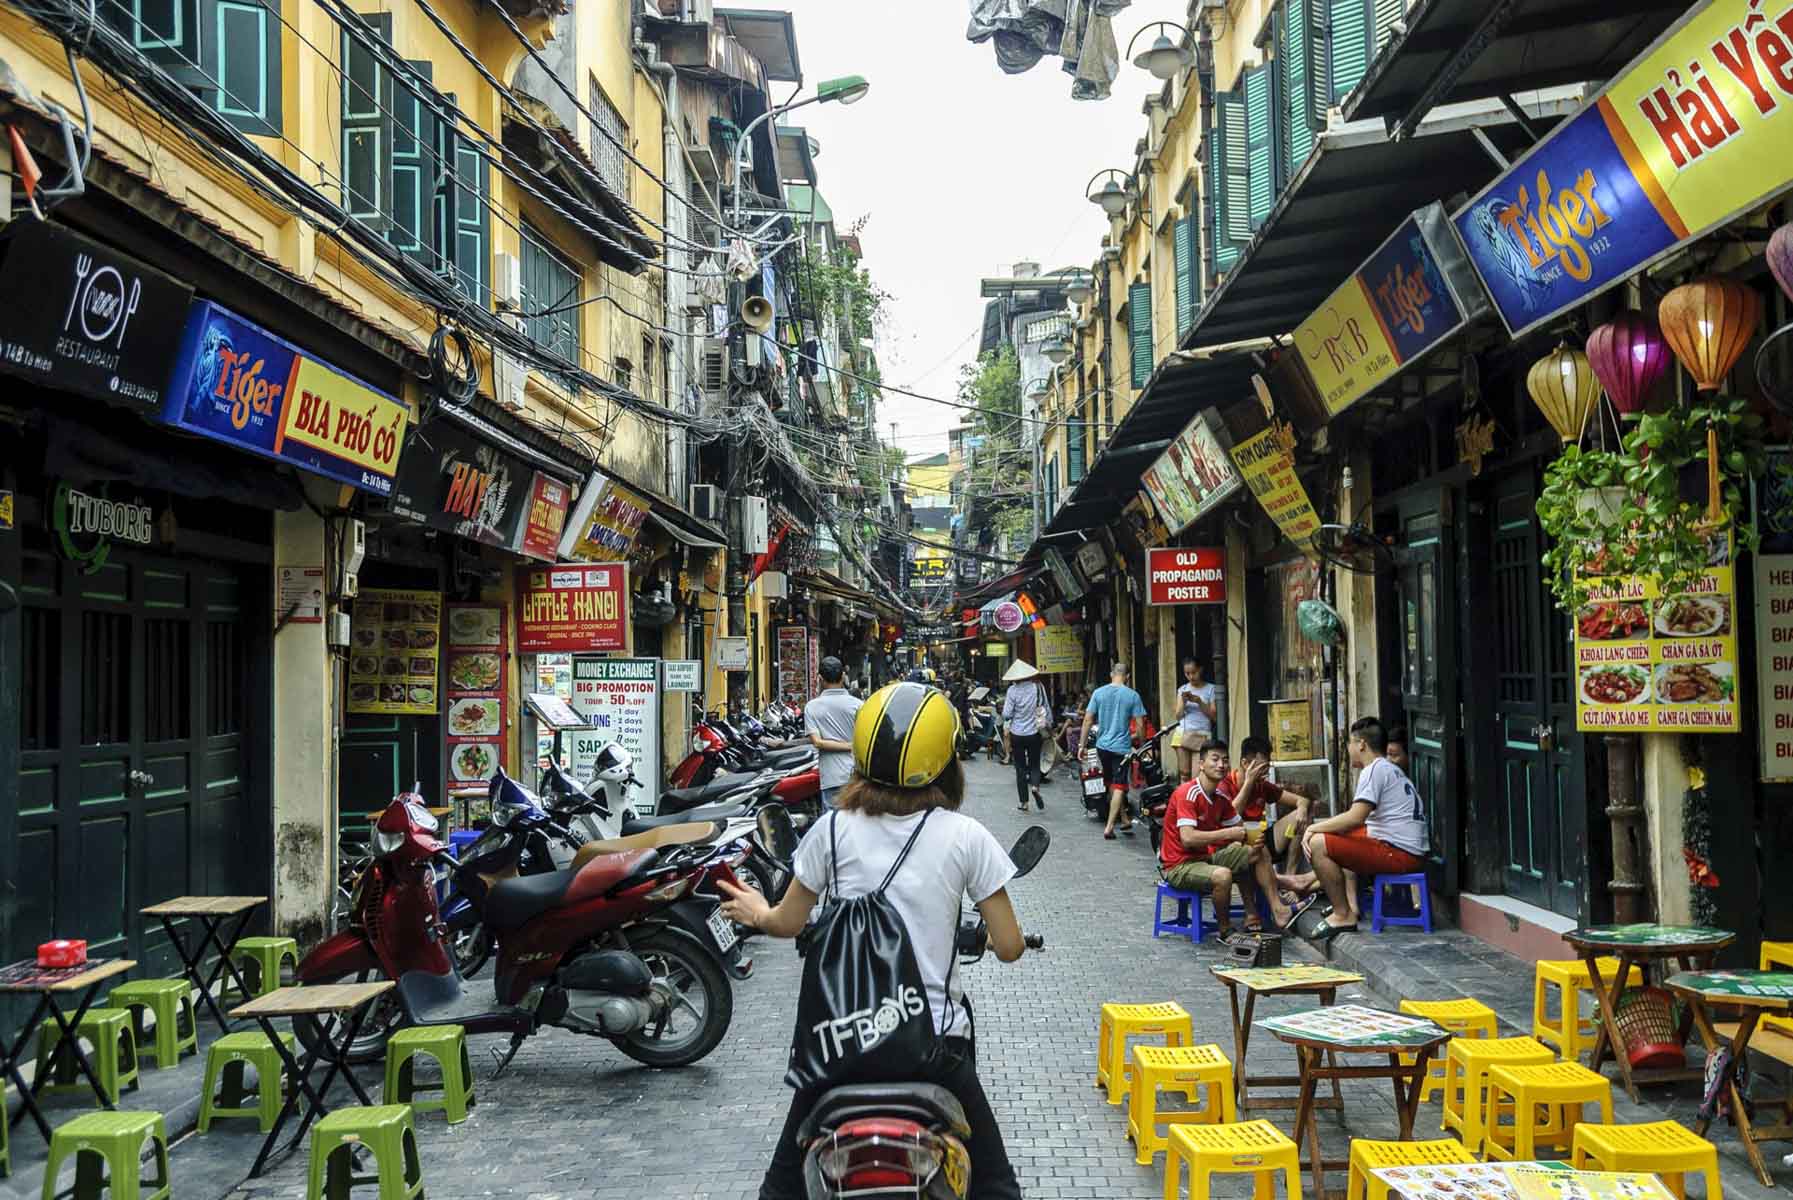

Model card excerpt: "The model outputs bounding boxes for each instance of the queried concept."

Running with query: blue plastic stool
[1154,882,1248,944]
[1370,872,1433,932]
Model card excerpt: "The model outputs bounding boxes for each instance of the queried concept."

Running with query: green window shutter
[1128,281,1153,389]
[441,92,492,310]
[1068,409,1085,483]
[1280,0,1320,183]
[392,61,442,269]
[1244,66,1273,229]
[341,12,393,233]
[1374,0,1404,50]
[214,0,280,136]
[1204,105,1223,289]
[1221,92,1251,246]
[1173,216,1195,339]
[1329,0,1372,103]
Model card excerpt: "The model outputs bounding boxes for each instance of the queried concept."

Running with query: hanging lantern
[1585,311,1668,418]
[1527,343,1603,444]
[1658,275,1762,391]
[1769,222,1793,304]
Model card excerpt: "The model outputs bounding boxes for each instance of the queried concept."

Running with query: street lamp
[1066,277,1092,306]
[1085,169,1134,218]
[1127,22,1196,80]
[1043,335,1071,366]
[731,75,871,229]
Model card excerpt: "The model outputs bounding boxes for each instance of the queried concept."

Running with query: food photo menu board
[1573,531,1739,733]
[348,589,441,715]
[444,604,507,798]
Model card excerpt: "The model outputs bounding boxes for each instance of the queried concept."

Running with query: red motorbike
[297,793,747,1071]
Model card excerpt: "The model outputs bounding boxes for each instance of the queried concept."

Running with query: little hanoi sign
[1147,547,1226,606]
[517,563,629,652]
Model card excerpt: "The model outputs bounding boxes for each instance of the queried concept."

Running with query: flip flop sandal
[1118,824,1137,835]
[1103,831,1117,840]
[1313,921,1357,942]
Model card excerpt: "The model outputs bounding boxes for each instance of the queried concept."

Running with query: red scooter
[297,793,749,1071]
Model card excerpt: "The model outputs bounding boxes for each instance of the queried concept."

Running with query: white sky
[735,0,1190,459]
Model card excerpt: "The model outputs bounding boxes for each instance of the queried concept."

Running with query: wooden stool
[42,1111,171,1200]
[1163,1121,1301,1200]
[1126,1044,1235,1165]
[383,1026,474,1124]
[1483,1061,1613,1161]
[199,1032,296,1133]
[306,1105,425,1200]
[1440,1036,1553,1152]
[1097,1002,1192,1105]
[1346,1138,1475,1200]
[1761,941,1793,1036]
[1533,957,1637,1062]
[34,1010,139,1106]
[107,981,197,1070]
[229,937,298,999]
[1571,1121,1721,1200]
[1398,999,1496,1104]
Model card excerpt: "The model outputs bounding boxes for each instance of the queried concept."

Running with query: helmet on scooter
[852,682,959,789]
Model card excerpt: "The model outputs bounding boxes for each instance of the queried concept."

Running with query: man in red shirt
[1218,735,1312,875]
[1159,740,1291,938]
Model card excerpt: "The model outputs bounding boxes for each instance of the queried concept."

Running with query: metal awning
[1344,0,1688,138]
[646,509,726,550]
[1180,95,1576,354]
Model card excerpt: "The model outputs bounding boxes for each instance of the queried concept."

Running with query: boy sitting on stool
[1160,739,1295,941]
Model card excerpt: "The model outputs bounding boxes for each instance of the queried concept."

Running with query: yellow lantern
[1526,344,1603,445]
[1658,275,1761,391]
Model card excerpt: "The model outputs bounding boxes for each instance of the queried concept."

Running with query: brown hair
[835,757,966,817]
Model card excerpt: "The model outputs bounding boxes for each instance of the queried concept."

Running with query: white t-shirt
[1355,756,1428,856]
[1177,682,1216,735]
[793,808,1016,1034]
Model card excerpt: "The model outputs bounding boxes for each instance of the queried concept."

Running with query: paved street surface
[10,756,1757,1198]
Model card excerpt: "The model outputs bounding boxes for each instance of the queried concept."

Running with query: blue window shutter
[1128,281,1153,389]
[1173,216,1195,339]
[341,12,393,233]
[1330,0,1372,103]
[1280,0,1320,183]
[1244,66,1273,229]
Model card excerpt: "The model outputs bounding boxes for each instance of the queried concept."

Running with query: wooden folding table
[0,957,135,1140]
[1210,964,1363,1112]
[1664,968,1793,1188]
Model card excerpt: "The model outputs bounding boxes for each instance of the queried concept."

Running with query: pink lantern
[1771,222,1793,304]
[1585,310,1669,417]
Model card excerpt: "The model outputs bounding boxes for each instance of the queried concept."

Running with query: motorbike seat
[564,847,661,905]
[485,868,579,932]
[661,775,765,808]
[396,968,531,1036]
[797,1083,971,1141]
[623,804,747,834]
[755,747,815,767]
[575,821,727,866]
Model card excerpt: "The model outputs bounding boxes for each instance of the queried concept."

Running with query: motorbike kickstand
[489,1032,527,1080]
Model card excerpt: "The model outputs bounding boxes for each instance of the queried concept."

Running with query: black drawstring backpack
[785,810,952,1091]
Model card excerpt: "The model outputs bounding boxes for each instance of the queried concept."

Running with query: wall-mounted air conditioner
[700,336,729,399]
[689,483,721,523]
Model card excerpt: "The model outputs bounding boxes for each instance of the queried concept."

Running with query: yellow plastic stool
[1163,1121,1301,1200]
[1346,1138,1476,1200]
[1483,1061,1613,1162]
[1761,942,1793,1036]
[1533,957,1638,1062]
[1398,999,1497,1104]
[1126,1044,1236,1165]
[1097,1002,1192,1106]
[1440,1036,1553,1152]
[1571,1121,1721,1200]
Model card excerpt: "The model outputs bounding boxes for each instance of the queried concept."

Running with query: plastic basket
[1614,986,1685,1070]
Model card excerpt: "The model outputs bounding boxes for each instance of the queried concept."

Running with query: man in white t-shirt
[805,656,862,808]
[1298,716,1428,939]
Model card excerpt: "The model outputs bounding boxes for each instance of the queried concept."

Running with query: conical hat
[1002,659,1040,682]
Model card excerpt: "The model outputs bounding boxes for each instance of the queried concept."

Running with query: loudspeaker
[742,296,774,332]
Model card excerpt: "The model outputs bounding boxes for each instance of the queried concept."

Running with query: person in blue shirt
[1078,661,1148,839]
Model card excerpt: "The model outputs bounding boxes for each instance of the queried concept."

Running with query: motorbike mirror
[757,804,799,863]
[1008,826,1050,878]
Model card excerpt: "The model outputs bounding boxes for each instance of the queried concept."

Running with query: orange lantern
[1658,275,1761,390]
[1526,344,1603,445]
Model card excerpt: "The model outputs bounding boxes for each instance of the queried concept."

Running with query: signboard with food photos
[444,603,507,796]
[347,590,441,715]
[1573,530,1738,733]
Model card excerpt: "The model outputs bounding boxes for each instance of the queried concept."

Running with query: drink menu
[1573,531,1739,733]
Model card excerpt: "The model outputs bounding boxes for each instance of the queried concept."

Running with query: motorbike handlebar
[1024,934,1045,952]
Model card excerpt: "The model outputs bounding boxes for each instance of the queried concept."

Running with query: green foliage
[798,218,890,346]
[957,347,1031,543]
[1536,393,1766,613]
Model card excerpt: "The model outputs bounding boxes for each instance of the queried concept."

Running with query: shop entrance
[1486,466,1587,919]
[16,544,270,973]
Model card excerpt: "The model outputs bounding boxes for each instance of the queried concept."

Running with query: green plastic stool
[198,1032,295,1133]
[106,981,196,1070]
[306,1105,424,1200]
[229,937,298,998]
[383,1025,474,1124]
[41,1111,170,1200]
[33,1010,139,1106]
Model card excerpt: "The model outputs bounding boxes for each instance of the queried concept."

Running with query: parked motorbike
[669,709,818,789]
[297,791,747,1070]
[954,704,1008,764]
[1078,728,1170,833]
[793,826,1049,1199]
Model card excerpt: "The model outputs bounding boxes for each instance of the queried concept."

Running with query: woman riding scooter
[719,682,1029,1200]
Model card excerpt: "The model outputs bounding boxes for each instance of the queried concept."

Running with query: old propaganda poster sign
[1139,411,1242,535]
[1455,0,1793,337]
[516,563,629,652]
[570,657,662,813]
[1146,547,1227,606]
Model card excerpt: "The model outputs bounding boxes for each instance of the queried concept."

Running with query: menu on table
[1573,530,1738,733]
[444,604,507,799]
[1375,1162,1671,1200]
[348,589,440,715]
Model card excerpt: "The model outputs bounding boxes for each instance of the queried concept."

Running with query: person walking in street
[1167,656,1217,781]
[1081,661,1147,839]
[1299,716,1428,939]
[717,682,1029,1200]
[805,656,862,809]
[1000,659,1050,812]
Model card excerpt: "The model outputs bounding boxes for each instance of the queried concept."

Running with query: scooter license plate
[707,904,738,953]
[1083,777,1107,797]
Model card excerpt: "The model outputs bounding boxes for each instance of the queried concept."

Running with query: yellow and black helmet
[852,682,960,788]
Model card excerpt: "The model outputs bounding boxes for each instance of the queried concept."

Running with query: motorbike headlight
[370,826,407,856]
[693,734,707,753]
